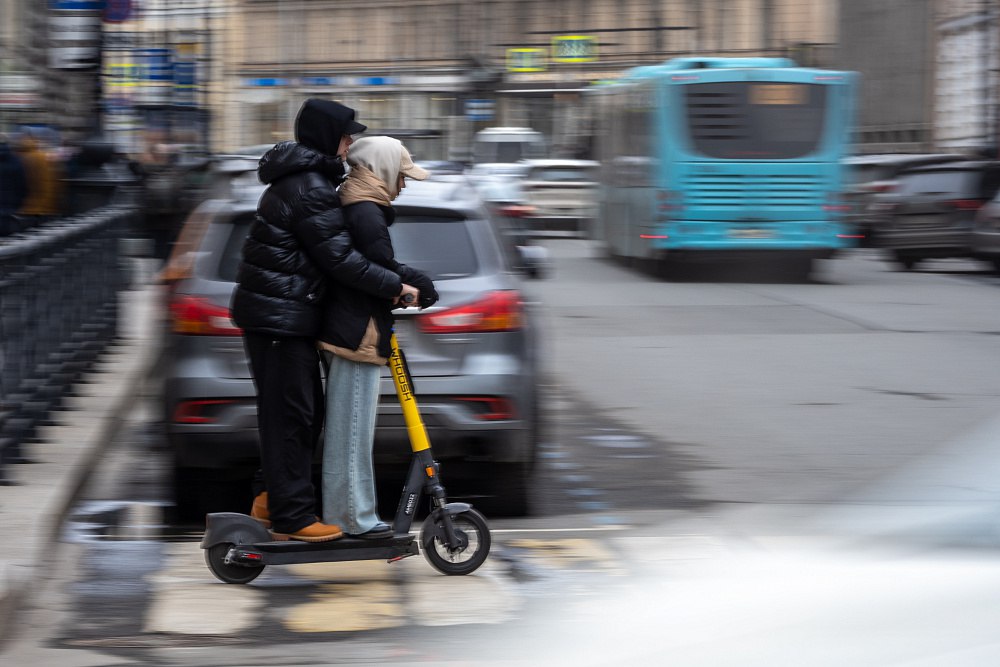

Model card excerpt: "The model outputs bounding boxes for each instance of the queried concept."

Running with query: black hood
[294,98,367,157]
[257,141,346,185]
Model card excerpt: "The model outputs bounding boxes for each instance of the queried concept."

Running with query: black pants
[244,333,325,533]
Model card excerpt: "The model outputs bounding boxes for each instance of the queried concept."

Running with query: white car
[517,158,600,238]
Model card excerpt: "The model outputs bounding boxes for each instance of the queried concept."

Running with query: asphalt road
[530,241,1000,506]
[10,242,1000,666]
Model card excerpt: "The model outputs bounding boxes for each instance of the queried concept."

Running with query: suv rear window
[217,215,254,282]
[390,216,478,280]
[215,214,480,283]
[527,166,596,182]
[895,168,1000,198]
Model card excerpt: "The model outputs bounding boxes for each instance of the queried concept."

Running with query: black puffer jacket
[318,201,436,359]
[231,142,403,336]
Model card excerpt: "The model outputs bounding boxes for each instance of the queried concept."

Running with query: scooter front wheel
[205,542,265,584]
[421,508,491,575]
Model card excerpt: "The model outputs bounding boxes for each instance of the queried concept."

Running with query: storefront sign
[507,48,547,72]
[551,35,598,63]
[465,99,494,121]
[49,14,101,41]
[49,0,105,9]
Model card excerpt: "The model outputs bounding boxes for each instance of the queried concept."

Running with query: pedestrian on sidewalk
[317,136,437,538]
[0,136,28,235]
[15,130,64,227]
[231,99,419,543]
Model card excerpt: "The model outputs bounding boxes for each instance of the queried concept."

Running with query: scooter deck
[238,534,419,566]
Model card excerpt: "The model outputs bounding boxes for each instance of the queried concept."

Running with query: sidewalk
[0,282,160,646]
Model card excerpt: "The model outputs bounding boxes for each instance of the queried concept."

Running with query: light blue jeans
[321,352,383,535]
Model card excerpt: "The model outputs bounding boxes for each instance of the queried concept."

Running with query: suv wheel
[895,252,920,270]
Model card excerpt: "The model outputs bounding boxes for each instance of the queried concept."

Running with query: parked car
[474,174,552,278]
[970,189,1000,273]
[160,168,545,519]
[870,160,1000,270]
[516,158,600,237]
[472,126,546,164]
[842,153,967,246]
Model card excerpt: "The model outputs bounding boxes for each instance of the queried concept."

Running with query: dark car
[871,160,1000,269]
[160,169,544,518]
[842,153,967,246]
[970,189,1000,273]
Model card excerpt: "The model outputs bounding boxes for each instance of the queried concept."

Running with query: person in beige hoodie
[317,136,438,538]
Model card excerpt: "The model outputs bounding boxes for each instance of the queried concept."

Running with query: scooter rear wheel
[421,508,491,575]
[205,542,265,584]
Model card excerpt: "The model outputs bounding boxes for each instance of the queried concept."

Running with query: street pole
[202,0,210,152]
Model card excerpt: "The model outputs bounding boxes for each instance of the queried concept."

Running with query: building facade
[933,0,999,153]
[222,0,838,158]
[6,0,840,156]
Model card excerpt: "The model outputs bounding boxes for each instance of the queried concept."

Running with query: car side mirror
[517,244,550,279]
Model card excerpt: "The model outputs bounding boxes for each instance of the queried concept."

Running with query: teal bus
[587,56,859,277]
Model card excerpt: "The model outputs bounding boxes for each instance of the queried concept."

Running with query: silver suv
[161,170,544,517]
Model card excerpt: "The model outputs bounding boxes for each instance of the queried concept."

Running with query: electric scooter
[200,323,492,584]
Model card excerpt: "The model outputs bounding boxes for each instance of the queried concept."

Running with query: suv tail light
[170,296,243,335]
[415,290,524,334]
[823,192,851,213]
[172,399,238,423]
[867,181,896,194]
[950,199,984,211]
[497,204,536,218]
[455,397,516,420]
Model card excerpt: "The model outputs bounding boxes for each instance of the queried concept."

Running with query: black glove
[407,270,439,309]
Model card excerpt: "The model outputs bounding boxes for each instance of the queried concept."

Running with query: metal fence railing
[0,206,135,484]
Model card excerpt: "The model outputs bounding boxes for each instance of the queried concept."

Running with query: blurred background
[0,0,991,160]
[5,1,1000,665]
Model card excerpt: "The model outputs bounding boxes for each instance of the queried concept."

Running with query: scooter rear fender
[200,512,272,549]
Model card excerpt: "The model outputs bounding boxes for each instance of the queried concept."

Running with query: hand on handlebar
[395,283,419,308]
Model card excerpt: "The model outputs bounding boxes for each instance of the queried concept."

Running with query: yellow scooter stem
[388,333,431,453]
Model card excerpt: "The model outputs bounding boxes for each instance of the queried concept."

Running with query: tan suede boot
[250,492,271,528]
[272,521,343,543]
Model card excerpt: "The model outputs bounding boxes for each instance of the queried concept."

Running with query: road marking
[490,526,629,533]
[506,537,625,576]
[145,545,264,635]
[285,581,403,633]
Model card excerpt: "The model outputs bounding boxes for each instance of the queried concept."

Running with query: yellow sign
[552,35,598,63]
[507,48,547,72]
[750,83,807,105]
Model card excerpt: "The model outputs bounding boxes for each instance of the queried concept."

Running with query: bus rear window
[684,82,827,159]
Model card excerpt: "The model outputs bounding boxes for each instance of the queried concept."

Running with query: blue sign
[247,78,288,87]
[300,76,334,86]
[465,99,495,121]
[174,62,196,86]
[50,0,105,10]
[136,48,172,81]
[103,0,132,23]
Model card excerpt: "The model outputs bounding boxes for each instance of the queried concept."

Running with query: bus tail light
[415,291,524,334]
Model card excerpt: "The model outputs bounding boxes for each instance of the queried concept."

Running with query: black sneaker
[351,522,393,539]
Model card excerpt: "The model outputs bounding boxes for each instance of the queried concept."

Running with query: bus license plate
[729,228,774,239]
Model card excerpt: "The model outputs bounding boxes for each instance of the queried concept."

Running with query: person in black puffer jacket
[231,99,420,542]
[317,135,438,539]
